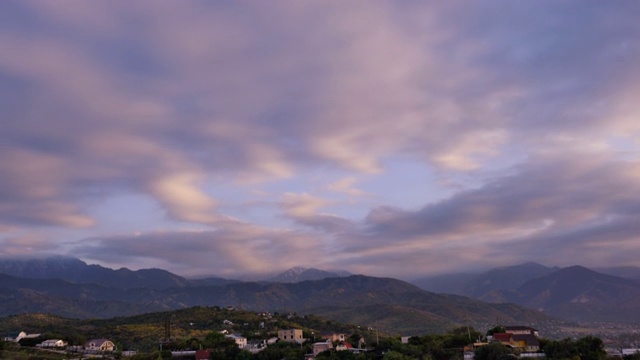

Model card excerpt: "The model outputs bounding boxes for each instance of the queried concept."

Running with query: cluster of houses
[4,324,545,359]
[192,328,367,360]
[463,326,541,357]
[275,329,369,359]
[3,331,115,353]
[486,326,540,353]
[219,330,276,353]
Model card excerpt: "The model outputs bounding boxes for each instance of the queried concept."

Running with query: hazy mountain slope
[8,257,640,330]
[161,275,560,335]
[269,267,351,283]
[412,263,640,325]
[594,266,640,280]
[500,266,640,323]
[188,277,240,287]
[470,263,557,301]
[0,272,556,334]
[0,274,168,318]
[412,263,556,299]
[411,272,477,295]
[0,257,191,289]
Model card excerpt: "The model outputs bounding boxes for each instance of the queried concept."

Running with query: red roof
[493,333,513,341]
[195,349,211,360]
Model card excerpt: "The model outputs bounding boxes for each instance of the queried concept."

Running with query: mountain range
[3,257,640,334]
[0,256,236,289]
[0,257,558,335]
[412,263,640,324]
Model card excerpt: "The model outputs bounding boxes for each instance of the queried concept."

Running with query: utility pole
[165,317,171,342]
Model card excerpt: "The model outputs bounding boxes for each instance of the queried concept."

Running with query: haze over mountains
[268,266,351,283]
[413,262,640,324]
[0,257,349,287]
[0,256,237,289]
[3,257,640,334]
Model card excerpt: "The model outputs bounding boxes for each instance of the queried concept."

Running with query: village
[3,319,626,360]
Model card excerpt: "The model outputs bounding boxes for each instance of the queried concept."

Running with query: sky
[1,1,640,280]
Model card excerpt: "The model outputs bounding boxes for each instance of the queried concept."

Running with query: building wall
[278,329,303,342]
[313,342,332,356]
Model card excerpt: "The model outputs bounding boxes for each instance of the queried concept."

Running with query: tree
[542,338,579,360]
[316,350,361,360]
[450,327,482,342]
[383,350,415,360]
[200,331,244,360]
[255,341,304,360]
[486,326,506,336]
[348,333,365,348]
[624,352,640,360]
[576,336,606,360]
[474,343,514,360]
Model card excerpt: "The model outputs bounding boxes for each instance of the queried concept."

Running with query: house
[3,331,41,342]
[38,339,68,348]
[504,326,539,337]
[335,342,353,351]
[512,334,540,352]
[278,329,304,343]
[246,340,268,353]
[491,333,539,353]
[492,333,513,345]
[225,334,247,349]
[313,341,333,356]
[320,332,345,342]
[84,338,116,352]
[3,331,27,342]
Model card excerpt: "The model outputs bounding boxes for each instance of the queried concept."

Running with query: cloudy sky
[1,1,640,279]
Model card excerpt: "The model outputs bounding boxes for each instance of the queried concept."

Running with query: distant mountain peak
[287,266,308,274]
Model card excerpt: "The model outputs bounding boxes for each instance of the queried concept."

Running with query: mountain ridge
[268,266,352,283]
[0,269,558,335]
[4,257,640,329]
[0,257,236,289]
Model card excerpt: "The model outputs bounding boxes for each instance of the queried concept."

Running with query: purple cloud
[0,1,639,278]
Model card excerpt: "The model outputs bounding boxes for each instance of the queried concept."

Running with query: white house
[3,331,27,342]
[225,334,247,349]
[85,339,116,352]
[3,331,41,342]
[39,339,68,348]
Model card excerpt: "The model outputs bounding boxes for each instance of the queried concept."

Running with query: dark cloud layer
[1,1,639,278]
